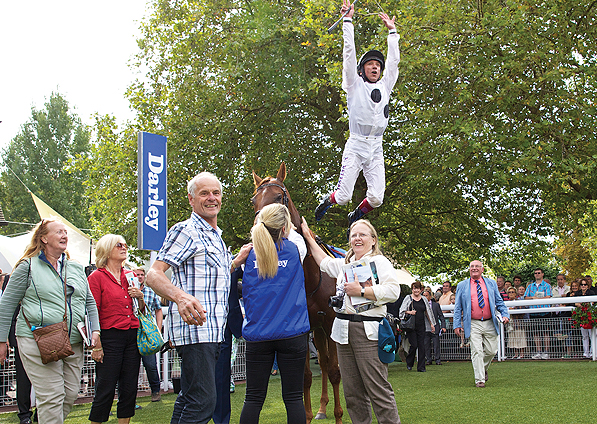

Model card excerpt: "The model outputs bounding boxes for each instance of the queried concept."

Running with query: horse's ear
[252,171,262,188]
[276,162,286,182]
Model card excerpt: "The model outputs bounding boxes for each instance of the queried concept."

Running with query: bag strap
[22,258,68,330]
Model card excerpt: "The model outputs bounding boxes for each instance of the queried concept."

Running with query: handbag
[22,261,74,364]
[399,297,416,331]
[137,309,164,356]
[378,317,396,363]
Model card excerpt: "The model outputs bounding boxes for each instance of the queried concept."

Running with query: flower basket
[570,303,597,329]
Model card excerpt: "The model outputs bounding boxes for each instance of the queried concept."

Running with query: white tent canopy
[0,234,30,273]
[0,193,95,273]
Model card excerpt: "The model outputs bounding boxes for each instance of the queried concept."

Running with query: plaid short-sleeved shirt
[156,212,232,346]
[524,280,552,310]
[142,285,162,317]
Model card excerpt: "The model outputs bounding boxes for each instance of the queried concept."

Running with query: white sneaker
[541,353,549,360]
[532,353,542,360]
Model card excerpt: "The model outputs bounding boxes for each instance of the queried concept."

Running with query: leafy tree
[554,229,592,281]
[78,115,140,246]
[84,0,597,278]
[0,92,91,235]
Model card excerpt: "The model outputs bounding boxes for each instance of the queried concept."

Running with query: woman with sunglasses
[574,279,595,359]
[88,235,145,424]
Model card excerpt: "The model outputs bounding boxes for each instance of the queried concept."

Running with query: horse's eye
[275,195,283,203]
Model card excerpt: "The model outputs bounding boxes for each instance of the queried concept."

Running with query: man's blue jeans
[141,353,161,394]
[171,342,220,424]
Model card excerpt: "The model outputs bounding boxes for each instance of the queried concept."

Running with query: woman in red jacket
[88,235,145,424]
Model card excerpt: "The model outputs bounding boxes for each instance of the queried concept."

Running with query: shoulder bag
[137,309,164,356]
[22,261,74,364]
[399,296,416,331]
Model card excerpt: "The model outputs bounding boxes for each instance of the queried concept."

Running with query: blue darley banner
[137,132,167,251]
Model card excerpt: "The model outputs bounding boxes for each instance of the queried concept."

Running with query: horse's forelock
[254,176,285,193]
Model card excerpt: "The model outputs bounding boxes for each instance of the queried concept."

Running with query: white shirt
[287,229,307,263]
[320,253,401,344]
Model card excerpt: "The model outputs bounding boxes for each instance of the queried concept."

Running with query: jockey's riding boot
[347,206,366,226]
[315,194,333,221]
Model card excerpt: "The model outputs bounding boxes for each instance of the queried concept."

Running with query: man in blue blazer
[453,260,509,388]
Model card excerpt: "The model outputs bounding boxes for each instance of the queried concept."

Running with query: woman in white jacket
[301,218,401,424]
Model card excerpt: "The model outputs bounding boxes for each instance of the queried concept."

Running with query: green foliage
[0,92,91,235]
[76,115,141,248]
[303,0,597,275]
[554,228,592,280]
[578,200,597,278]
[81,0,596,277]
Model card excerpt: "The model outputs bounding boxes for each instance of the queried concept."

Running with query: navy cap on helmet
[357,50,385,77]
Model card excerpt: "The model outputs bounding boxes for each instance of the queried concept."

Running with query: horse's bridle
[253,181,289,216]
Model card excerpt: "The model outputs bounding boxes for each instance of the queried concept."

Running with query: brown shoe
[476,382,485,388]
[151,392,161,402]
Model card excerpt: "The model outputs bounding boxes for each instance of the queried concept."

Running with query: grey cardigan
[399,295,437,332]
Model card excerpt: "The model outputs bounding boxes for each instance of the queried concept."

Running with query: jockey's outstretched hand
[379,12,396,31]
[341,0,355,18]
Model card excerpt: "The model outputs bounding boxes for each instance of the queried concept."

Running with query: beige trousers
[469,319,498,384]
[336,321,400,424]
[17,336,84,424]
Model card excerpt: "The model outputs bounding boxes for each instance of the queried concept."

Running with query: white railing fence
[439,296,597,362]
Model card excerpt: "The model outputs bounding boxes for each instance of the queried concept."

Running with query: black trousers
[240,333,308,424]
[89,328,141,422]
[406,326,427,371]
[14,343,33,422]
[213,326,233,424]
[425,331,441,362]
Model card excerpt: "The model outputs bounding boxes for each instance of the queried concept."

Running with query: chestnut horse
[252,163,343,424]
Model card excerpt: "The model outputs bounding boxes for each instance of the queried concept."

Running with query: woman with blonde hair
[239,204,310,424]
[301,217,402,424]
[0,218,100,424]
[88,234,145,424]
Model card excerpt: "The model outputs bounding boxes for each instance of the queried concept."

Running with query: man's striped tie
[475,279,485,308]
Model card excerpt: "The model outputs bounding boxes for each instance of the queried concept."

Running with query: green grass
[1,360,596,423]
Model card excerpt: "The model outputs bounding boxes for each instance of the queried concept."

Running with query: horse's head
[252,162,288,214]
[252,163,301,231]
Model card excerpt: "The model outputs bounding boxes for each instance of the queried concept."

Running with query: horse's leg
[313,328,330,420]
[327,337,343,424]
[304,351,314,424]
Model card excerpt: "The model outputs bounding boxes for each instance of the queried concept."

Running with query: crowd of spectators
[415,270,596,364]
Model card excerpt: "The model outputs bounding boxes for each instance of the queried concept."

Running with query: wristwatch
[361,287,366,297]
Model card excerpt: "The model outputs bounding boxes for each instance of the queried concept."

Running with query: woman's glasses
[115,242,128,250]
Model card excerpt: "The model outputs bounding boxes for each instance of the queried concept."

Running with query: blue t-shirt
[242,239,310,341]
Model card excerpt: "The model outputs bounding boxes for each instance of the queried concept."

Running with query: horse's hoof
[314,413,327,420]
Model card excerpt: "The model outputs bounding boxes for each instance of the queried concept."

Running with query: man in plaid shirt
[147,172,252,424]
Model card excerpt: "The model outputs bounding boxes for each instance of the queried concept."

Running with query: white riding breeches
[334,135,385,207]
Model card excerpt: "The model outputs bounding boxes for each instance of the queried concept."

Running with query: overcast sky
[0,0,150,151]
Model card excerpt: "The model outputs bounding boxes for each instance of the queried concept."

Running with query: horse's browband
[253,181,289,212]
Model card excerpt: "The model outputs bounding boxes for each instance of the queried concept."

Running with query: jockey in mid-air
[315,0,400,225]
